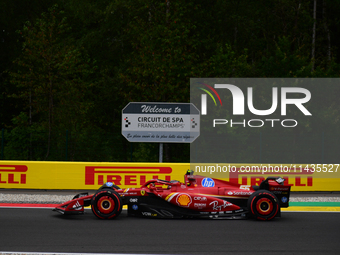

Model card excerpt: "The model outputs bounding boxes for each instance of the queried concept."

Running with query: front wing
[53,193,92,215]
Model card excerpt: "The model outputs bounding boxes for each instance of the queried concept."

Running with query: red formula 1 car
[53,170,291,221]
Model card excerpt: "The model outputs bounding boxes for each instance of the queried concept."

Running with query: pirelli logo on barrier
[228,168,313,187]
[0,165,27,184]
[85,166,172,186]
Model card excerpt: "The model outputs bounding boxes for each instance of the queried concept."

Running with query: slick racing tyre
[91,189,122,220]
[247,190,280,221]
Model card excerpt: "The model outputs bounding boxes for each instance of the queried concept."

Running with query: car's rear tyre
[91,189,122,219]
[247,190,279,221]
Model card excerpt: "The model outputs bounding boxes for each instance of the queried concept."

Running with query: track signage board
[122,102,200,143]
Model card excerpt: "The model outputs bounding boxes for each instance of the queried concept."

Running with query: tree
[0,0,58,128]
[9,5,96,159]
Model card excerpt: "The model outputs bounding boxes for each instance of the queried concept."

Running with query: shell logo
[176,194,192,207]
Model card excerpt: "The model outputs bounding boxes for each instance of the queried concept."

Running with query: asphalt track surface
[0,208,339,255]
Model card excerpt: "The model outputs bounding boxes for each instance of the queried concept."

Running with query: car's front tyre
[91,189,122,219]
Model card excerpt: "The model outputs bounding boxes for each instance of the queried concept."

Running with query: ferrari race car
[53,170,291,221]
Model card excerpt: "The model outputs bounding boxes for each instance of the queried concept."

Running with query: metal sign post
[159,143,163,163]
